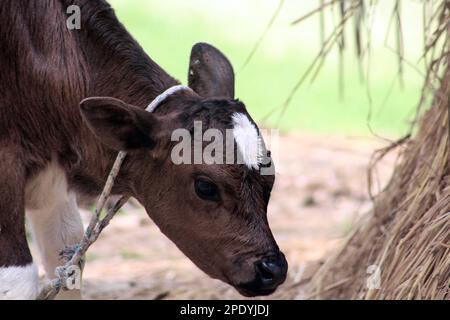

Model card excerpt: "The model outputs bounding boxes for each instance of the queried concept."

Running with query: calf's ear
[80,97,160,151]
[188,42,235,99]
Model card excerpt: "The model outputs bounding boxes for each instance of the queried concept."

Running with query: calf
[0,0,287,299]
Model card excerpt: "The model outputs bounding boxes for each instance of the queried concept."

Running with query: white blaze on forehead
[0,263,39,300]
[232,113,263,169]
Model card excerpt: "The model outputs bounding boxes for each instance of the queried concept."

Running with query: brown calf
[0,0,287,299]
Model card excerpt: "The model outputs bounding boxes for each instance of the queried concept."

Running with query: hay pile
[306,66,450,299]
[284,0,450,299]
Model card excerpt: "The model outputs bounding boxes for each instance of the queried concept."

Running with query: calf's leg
[26,160,84,300]
[0,148,38,300]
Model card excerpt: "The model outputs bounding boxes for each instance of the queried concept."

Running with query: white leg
[26,161,84,300]
[28,193,84,300]
[0,264,39,300]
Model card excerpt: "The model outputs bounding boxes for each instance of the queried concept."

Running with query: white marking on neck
[232,113,263,169]
[0,263,38,300]
[25,158,69,210]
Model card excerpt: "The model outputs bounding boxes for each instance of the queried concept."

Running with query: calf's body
[0,0,179,299]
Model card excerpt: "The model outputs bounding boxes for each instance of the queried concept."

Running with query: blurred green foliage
[110,0,425,138]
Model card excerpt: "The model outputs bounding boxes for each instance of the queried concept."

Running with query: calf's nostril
[254,253,288,288]
[257,261,276,282]
[238,255,288,296]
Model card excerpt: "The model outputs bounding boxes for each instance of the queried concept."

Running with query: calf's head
[80,43,287,296]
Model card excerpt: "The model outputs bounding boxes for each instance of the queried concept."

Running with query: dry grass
[287,0,450,300]
[306,66,450,299]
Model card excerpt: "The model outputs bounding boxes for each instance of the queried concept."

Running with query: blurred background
[110,0,424,136]
[34,0,428,299]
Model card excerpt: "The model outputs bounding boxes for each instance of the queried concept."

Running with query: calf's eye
[194,179,220,202]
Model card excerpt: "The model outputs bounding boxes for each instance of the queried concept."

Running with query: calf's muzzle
[237,251,288,296]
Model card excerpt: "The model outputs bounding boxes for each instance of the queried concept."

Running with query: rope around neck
[37,85,192,300]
